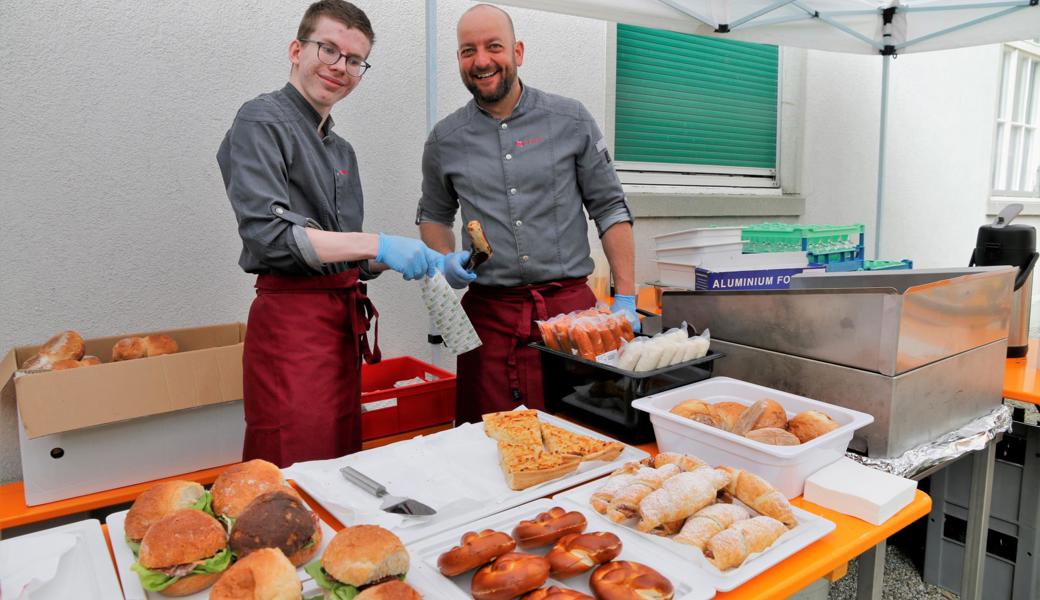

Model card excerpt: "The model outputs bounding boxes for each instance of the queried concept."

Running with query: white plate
[107,506,336,600]
[284,410,649,544]
[553,478,836,592]
[0,519,124,600]
[406,498,716,600]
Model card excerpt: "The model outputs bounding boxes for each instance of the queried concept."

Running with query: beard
[463,62,517,105]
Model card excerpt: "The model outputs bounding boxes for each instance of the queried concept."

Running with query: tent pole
[875,53,891,260]
[426,0,444,361]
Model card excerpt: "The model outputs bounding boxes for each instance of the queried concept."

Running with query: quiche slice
[482,410,543,446]
[497,441,581,491]
[540,422,624,463]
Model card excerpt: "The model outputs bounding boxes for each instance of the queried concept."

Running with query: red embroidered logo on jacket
[338,168,350,175]
[515,137,545,148]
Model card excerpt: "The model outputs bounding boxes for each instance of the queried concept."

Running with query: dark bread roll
[470,552,550,600]
[437,529,516,576]
[512,507,587,548]
[589,561,674,600]
[229,490,320,567]
[546,531,622,578]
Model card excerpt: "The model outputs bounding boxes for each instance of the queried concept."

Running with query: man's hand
[375,233,440,280]
[612,293,641,333]
[442,251,477,289]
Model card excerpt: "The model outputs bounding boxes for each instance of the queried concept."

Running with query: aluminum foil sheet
[846,404,1012,479]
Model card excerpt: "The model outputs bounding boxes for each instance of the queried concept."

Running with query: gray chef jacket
[417,84,632,288]
[218,83,372,277]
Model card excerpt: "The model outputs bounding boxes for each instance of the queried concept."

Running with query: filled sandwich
[210,459,287,529]
[131,508,231,596]
[124,480,211,555]
[229,489,322,567]
[305,525,417,599]
[209,547,302,600]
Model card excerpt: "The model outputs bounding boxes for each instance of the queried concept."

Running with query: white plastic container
[631,377,874,498]
[655,241,746,265]
[654,260,699,287]
[654,226,743,250]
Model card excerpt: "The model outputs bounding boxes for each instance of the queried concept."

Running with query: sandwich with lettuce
[131,508,230,596]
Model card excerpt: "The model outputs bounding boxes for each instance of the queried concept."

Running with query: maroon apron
[456,277,596,424]
[242,269,379,467]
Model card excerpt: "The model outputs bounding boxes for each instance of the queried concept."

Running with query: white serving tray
[632,377,874,498]
[0,519,124,600]
[653,226,743,249]
[553,478,836,592]
[107,507,336,600]
[284,410,648,544]
[406,498,716,600]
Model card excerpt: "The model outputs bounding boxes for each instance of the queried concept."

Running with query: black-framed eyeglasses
[298,38,371,77]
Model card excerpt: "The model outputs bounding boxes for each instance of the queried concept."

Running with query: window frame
[604,25,783,192]
[990,41,1040,200]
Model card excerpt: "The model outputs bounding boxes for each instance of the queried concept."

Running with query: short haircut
[297,0,375,45]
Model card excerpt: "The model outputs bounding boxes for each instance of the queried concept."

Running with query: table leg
[960,438,996,600]
[856,539,885,600]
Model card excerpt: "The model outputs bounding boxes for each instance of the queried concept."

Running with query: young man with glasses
[218,0,442,467]
[417,4,638,425]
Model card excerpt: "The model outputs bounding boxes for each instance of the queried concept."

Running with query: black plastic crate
[532,342,723,444]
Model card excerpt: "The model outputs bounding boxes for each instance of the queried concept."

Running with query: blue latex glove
[375,233,438,280]
[612,294,641,333]
[442,251,478,289]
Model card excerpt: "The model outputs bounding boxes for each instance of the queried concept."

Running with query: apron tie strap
[353,282,381,365]
[505,283,562,398]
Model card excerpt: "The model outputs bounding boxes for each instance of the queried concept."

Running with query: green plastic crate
[861,259,913,271]
[742,223,865,255]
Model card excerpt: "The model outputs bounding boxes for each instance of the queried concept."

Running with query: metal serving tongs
[339,466,437,516]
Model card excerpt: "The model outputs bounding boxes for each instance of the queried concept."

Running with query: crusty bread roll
[125,480,207,543]
[521,587,593,600]
[20,330,85,370]
[787,410,840,443]
[209,547,301,600]
[713,401,748,432]
[80,355,102,366]
[732,399,788,435]
[138,509,227,597]
[589,561,674,600]
[471,552,550,600]
[355,580,423,600]
[745,427,801,446]
[513,507,587,548]
[322,525,409,589]
[438,529,516,577]
[112,334,178,361]
[210,459,287,520]
[50,355,103,371]
[670,399,724,429]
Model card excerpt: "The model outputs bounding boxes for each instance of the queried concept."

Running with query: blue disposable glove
[612,294,641,333]
[442,251,478,289]
[375,233,438,280]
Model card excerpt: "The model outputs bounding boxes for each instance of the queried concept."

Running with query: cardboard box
[1,323,247,505]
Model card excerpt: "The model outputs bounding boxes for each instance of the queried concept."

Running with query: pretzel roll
[437,529,516,576]
[471,552,550,600]
[513,507,587,548]
[522,586,594,600]
[547,531,622,578]
[589,561,674,600]
[787,410,840,443]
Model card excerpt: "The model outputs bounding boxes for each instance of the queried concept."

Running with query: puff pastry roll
[704,516,787,570]
[717,466,798,528]
[635,467,730,533]
[674,503,751,549]
[605,464,680,522]
[644,452,708,472]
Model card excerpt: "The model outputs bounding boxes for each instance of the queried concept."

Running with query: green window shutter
[615,24,778,169]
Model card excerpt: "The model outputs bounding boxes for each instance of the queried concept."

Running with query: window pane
[1014,55,1029,122]
[999,49,1013,119]
[1019,128,1033,192]
[614,24,778,169]
[1010,126,1024,190]
[994,123,1007,190]
[1028,58,1039,126]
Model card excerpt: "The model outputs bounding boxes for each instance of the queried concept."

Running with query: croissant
[605,464,679,522]
[717,466,797,528]
[674,503,751,549]
[704,516,787,570]
[636,467,730,533]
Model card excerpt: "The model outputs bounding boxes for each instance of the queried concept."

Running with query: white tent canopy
[497,0,1040,55]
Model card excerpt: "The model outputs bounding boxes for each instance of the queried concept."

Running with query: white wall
[0,0,607,483]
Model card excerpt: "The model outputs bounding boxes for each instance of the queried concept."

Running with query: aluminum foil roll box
[661,267,1016,458]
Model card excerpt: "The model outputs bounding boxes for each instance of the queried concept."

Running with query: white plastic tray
[107,507,336,600]
[406,498,715,600]
[655,241,746,266]
[653,226,743,249]
[553,479,835,592]
[284,411,648,544]
[632,377,874,498]
[0,519,124,600]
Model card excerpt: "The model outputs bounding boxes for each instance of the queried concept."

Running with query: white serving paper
[0,519,123,600]
[284,410,649,544]
[420,272,481,355]
[803,457,917,525]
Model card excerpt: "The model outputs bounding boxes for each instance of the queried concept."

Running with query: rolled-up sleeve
[416,131,459,227]
[219,117,318,274]
[574,105,632,237]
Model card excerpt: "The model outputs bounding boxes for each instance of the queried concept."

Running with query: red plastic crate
[360,356,456,440]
